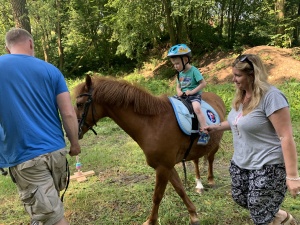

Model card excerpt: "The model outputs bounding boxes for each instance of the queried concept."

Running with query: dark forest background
[1,0,299,77]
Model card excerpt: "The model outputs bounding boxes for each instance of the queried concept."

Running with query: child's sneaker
[197,132,210,145]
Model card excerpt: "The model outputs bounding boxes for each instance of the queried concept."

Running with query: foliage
[0,0,14,55]
[104,0,164,65]
[279,80,300,121]
[63,0,136,76]
[1,0,300,76]
[27,0,59,61]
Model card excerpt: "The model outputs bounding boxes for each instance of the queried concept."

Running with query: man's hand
[69,144,81,156]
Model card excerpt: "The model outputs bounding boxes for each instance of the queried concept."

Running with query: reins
[61,89,98,201]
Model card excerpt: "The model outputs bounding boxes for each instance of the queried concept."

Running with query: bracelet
[286,177,300,181]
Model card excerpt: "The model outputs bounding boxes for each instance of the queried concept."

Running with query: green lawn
[1,77,299,225]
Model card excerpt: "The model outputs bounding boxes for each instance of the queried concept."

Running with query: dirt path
[198,45,300,84]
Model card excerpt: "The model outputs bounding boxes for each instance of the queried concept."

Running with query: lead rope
[60,158,70,202]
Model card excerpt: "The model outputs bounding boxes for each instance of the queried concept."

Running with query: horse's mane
[73,76,170,115]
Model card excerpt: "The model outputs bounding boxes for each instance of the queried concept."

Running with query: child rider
[167,44,210,145]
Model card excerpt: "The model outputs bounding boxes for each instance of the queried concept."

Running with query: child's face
[170,57,183,72]
[170,56,188,72]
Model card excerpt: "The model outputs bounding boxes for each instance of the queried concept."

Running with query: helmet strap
[180,56,190,72]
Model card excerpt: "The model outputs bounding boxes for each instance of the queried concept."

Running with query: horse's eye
[76,103,84,109]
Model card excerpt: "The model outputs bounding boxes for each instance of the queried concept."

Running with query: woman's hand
[286,179,300,198]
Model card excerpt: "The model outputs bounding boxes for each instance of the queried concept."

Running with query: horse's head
[74,75,98,139]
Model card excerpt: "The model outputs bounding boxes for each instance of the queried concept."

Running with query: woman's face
[232,67,251,91]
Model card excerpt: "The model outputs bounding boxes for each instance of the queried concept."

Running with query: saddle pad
[168,97,221,135]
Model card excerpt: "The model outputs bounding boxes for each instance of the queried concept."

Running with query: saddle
[169,96,220,135]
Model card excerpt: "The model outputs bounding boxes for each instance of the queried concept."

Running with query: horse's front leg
[142,166,170,225]
[169,167,200,225]
[193,158,205,194]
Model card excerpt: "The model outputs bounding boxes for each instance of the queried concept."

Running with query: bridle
[76,89,98,138]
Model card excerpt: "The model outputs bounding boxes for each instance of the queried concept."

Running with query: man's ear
[5,46,10,54]
[29,39,33,50]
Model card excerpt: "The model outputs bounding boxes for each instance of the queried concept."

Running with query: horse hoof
[195,188,204,194]
[142,219,156,225]
[190,221,200,225]
[208,181,215,188]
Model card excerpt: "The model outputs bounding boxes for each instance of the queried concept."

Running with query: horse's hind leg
[169,167,200,225]
[207,146,218,187]
[193,158,205,194]
[143,166,170,225]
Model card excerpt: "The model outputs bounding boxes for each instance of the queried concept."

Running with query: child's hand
[177,91,184,96]
[185,90,192,95]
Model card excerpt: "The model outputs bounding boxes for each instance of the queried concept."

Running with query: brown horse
[73,75,226,225]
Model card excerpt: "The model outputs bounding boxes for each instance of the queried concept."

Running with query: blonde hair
[232,54,271,115]
[5,28,33,49]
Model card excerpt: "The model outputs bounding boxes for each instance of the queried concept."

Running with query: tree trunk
[9,0,31,32]
[293,2,300,45]
[162,0,176,45]
[275,0,285,34]
[176,15,185,43]
[218,1,225,39]
[55,0,64,71]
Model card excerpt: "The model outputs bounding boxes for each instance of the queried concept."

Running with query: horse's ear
[85,75,92,91]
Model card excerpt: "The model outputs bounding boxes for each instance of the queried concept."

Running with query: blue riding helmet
[167,44,192,57]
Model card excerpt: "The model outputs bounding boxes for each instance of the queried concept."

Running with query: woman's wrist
[213,122,222,131]
[286,176,300,181]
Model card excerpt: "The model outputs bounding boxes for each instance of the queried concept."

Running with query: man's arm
[57,92,81,156]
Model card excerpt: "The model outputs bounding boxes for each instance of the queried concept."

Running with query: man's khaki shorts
[9,148,68,225]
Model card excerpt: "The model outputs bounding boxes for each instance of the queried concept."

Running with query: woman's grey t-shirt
[227,86,289,170]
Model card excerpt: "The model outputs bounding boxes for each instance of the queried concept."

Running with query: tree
[2,0,300,77]
[275,0,285,34]
[105,0,164,64]
[55,0,69,71]
[162,0,176,45]
[9,0,31,32]
[28,0,57,62]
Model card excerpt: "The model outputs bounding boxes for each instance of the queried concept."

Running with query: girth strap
[181,133,198,186]
[180,95,199,185]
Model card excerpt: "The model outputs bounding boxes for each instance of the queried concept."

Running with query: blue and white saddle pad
[168,96,221,135]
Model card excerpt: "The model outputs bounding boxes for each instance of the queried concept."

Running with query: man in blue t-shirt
[0,28,80,225]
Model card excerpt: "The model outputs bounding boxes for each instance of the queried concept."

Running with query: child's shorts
[187,94,202,104]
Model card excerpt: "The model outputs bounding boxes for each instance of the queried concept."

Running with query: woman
[205,54,299,224]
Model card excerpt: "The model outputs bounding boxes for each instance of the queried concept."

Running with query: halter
[77,90,97,138]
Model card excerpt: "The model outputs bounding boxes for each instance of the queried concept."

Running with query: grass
[0,76,300,225]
